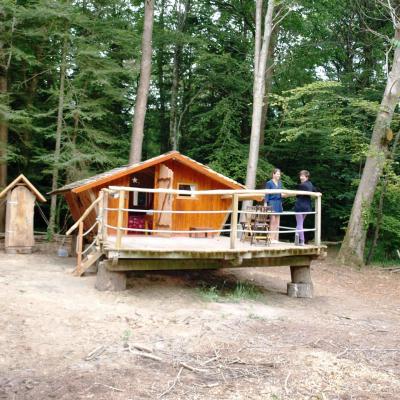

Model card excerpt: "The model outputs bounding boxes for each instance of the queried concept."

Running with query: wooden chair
[240,206,258,242]
[251,205,272,245]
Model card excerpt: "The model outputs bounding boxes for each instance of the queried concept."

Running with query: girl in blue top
[265,168,284,243]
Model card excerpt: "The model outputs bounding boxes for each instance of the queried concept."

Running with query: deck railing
[96,186,322,250]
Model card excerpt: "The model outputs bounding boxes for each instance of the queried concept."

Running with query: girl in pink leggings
[294,170,315,245]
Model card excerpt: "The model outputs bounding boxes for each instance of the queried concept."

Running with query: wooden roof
[51,151,245,194]
[0,174,46,202]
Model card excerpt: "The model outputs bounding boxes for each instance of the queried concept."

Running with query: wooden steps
[73,250,103,276]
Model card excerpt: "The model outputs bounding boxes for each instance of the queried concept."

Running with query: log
[95,261,127,291]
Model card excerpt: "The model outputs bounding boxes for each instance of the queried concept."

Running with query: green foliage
[1,0,399,261]
[197,281,263,303]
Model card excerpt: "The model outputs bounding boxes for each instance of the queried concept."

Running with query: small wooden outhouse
[0,174,46,254]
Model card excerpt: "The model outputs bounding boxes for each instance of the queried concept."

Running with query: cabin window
[132,191,148,208]
[177,183,197,198]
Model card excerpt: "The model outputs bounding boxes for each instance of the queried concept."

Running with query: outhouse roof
[51,151,245,194]
[0,174,46,202]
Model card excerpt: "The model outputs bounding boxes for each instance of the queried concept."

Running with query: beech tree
[245,0,275,191]
[338,6,400,267]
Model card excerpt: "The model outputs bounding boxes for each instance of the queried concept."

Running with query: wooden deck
[102,235,326,271]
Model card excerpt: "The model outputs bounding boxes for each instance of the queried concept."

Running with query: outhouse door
[5,185,35,252]
[154,164,173,236]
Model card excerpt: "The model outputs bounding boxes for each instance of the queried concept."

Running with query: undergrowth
[197,281,263,302]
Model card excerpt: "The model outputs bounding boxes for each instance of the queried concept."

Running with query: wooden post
[287,264,313,298]
[230,193,239,249]
[76,221,84,269]
[115,189,125,250]
[315,195,321,246]
[102,190,109,243]
[97,191,104,242]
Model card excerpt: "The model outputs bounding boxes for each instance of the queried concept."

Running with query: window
[178,183,197,198]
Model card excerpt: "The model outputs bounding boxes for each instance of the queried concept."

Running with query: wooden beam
[0,174,46,202]
[66,194,102,235]
[115,189,125,249]
[102,190,108,242]
[103,254,314,271]
[105,245,324,260]
[76,221,84,270]
[315,195,322,246]
[230,193,238,249]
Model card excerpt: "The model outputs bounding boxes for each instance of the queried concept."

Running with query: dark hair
[272,168,281,177]
[299,170,310,178]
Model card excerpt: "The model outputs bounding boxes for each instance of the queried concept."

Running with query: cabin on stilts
[52,151,326,298]
[0,174,46,254]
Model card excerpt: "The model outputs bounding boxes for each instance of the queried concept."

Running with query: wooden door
[154,164,174,235]
[5,186,35,251]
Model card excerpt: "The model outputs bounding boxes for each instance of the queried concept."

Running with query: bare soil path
[0,251,399,399]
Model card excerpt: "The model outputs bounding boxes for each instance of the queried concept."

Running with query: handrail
[67,186,322,260]
[107,186,322,198]
[66,192,103,235]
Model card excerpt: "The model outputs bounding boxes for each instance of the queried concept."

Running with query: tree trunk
[169,0,190,151]
[259,26,277,148]
[129,0,154,164]
[0,7,13,231]
[0,74,7,232]
[366,128,400,265]
[157,0,169,153]
[338,26,400,267]
[245,0,275,190]
[169,46,180,151]
[48,35,68,238]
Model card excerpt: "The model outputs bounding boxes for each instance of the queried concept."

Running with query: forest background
[1,0,400,264]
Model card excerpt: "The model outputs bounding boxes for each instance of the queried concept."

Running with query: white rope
[104,224,231,234]
[82,220,99,237]
[104,208,232,214]
[35,201,49,226]
[239,210,316,216]
[81,238,98,256]
[239,228,316,234]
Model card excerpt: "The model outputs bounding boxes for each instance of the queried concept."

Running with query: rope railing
[68,186,322,252]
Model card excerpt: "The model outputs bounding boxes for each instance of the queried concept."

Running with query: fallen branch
[284,371,291,394]
[179,362,207,373]
[129,346,162,361]
[158,366,183,398]
[85,345,106,361]
[132,343,153,353]
[94,382,123,392]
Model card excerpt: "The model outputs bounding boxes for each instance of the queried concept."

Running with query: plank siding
[162,159,232,236]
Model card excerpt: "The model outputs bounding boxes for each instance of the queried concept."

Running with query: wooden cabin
[52,151,245,237]
[0,174,46,254]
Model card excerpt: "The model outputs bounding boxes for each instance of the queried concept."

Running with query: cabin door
[154,164,174,236]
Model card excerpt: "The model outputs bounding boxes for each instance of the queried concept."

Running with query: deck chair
[250,205,272,245]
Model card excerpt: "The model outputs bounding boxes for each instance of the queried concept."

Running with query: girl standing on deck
[294,170,315,246]
[265,169,284,243]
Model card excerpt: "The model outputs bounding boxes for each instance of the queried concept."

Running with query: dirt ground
[0,250,399,400]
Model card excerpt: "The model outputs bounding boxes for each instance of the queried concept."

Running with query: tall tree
[129,0,154,164]
[245,0,275,191]
[169,0,191,151]
[338,8,400,267]
[48,34,68,238]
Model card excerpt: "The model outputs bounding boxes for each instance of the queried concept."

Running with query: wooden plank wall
[63,175,130,235]
[161,160,233,235]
